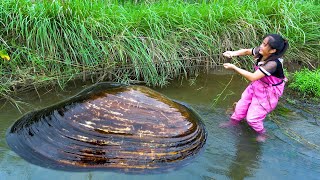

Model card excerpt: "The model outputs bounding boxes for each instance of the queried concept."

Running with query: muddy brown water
[1,69,320,179]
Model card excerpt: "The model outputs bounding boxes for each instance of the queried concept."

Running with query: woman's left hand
[223,63,236,70]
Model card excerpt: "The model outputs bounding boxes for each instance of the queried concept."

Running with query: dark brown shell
[6,83,206,173]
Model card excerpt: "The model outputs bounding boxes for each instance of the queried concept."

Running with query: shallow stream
[1,70,320,180]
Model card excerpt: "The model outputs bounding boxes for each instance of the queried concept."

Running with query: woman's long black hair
[255,34,289,62]
[264,34,289,61]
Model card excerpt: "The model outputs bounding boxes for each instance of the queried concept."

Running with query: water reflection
[227,125,261,180]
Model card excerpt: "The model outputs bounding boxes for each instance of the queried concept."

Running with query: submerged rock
[6,83,206,173]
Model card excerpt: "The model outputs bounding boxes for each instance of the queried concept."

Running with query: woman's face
[259,37,276,57]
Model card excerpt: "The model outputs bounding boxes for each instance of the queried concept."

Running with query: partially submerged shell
[6,83,206,173]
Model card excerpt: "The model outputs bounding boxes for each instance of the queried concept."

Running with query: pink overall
[230,65,285,133]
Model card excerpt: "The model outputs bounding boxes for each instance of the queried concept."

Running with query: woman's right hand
[223,63,236,70]
[223,51,236,58]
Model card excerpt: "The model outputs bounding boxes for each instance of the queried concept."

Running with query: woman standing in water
[221,34,289,142]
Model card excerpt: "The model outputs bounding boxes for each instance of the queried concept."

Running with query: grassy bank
[0,0,319,98]
[289,68,320,98]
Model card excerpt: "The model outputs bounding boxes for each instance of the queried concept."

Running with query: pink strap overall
[230,65,285,133]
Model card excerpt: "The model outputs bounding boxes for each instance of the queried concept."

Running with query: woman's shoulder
[268,58,284,69]
[266,58,283,64]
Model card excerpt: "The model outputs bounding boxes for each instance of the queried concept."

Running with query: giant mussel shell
[6,83,206,173]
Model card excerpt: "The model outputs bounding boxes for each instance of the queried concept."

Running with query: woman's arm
[223,63,265,81]
[223,49,252,58]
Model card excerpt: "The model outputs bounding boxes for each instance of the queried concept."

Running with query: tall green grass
[289,68,320,98]
[0,0,319,96]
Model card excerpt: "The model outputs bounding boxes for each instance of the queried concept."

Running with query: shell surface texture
[6,83,207,173]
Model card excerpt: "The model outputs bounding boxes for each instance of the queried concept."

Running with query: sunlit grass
[0,0,319,96]
[289,68,320,98]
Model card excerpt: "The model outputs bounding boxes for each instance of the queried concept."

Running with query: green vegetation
[0,0,319,97]
[289,68,320,98]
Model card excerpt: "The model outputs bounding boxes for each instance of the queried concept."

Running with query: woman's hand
[223,51,236,58]
[223,63,236,70]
